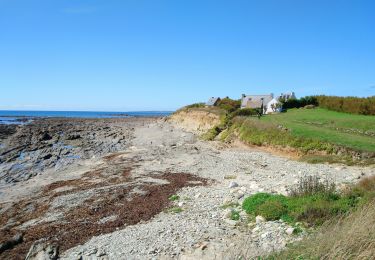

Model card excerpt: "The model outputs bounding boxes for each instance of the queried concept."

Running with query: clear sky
[1,0,374,111]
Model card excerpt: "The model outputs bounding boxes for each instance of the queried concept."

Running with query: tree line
[281,95,375,115]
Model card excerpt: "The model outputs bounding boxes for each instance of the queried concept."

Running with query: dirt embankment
[169,108,222,134]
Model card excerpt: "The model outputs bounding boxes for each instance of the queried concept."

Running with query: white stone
[255,215,266,224]
[228,182,239,188]
[286,227,294,235]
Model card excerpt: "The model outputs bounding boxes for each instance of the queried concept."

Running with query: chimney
[241,94,246,98]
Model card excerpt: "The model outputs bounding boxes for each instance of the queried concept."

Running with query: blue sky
[0,0,374,111]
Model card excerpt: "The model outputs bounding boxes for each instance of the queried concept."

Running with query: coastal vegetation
[177,97,375,165]
[315,95,375,115]
[266,175,375,259]
[243,175,375,226]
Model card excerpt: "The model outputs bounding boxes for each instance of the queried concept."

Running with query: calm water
[0,110,173,124]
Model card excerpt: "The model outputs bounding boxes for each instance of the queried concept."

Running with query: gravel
[61,120,374,259]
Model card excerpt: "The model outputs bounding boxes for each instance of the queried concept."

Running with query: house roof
[206,97,220,106]
[278,92,296,100]
[241,94,273,108]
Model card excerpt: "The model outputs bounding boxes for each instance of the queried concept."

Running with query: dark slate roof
[241,94,273,108]
[206,97,220,106]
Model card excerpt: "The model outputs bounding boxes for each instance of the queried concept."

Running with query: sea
[0,110,173,124]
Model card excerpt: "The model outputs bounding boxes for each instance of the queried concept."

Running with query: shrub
[229,108,259,118]
[185,103,205,109]
[216,98,241,113]
[289,175,336,197]
[315,95,375,115]
[242,175,374,226]
[257,200,287,220]
[281,96,318,109]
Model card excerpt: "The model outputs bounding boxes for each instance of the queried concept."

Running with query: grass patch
[220,202,240,209]
[168,195,180,201]
[167,207,183,214]
[260,108,375,153]
[223,175,237,180]
[201,126,222,141]
[230,210,240,221]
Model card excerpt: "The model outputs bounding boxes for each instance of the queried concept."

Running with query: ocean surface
[0,110,173,124]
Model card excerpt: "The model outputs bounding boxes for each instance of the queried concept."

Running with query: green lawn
[260,108,375,152]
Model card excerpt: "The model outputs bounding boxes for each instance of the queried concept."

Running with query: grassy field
[259,108,375,153]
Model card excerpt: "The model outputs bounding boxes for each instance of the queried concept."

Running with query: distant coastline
[0,110,173,124]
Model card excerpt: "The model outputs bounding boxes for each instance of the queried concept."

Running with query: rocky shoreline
[0,117,374,259]
[0,118,155,184]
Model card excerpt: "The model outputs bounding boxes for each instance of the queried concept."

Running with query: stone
[286,227,295,235]
[96,248,107,257]
[0,233,23,253]
[224,219,237,226]
[222,209,232,219]
[25,240,59,260]
[256,215,266,224]
[228,182,239,188]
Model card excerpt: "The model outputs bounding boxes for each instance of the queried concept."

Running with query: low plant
[221,202,240,209]
[201,126,223,141]
[223,175,237,180]
[289,175,336,197]
[168,195,180,201]
[256,200,288,221]
[230,210,240,221]
[242,176,374,225]
[167,207,183,214]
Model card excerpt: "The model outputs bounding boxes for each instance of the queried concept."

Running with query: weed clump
[168,195,180,201]
[243,175,374,225]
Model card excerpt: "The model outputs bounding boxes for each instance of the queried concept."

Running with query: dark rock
[40,132,52,141]
[43,154,53,160]
[0,233,23,253]
[66,134,81,140]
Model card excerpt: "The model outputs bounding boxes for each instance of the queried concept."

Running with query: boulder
[255,215,266,224]
[25,240,59,260]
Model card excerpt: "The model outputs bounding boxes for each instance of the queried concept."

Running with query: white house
[265,92,296,114]
[241,92,296,114]
[240,94,274,114]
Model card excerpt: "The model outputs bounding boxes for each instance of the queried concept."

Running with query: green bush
[242,193,287,215]
[216,98,241,113]
[257,200,288,220]
[281,96,318,109]
[242,175,375,225]
[185,103,205,109]
[315,95,375,115]
[229,108,259,118]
